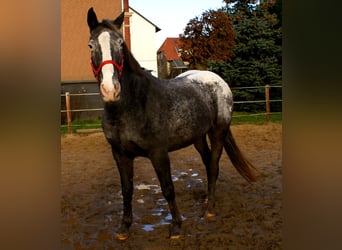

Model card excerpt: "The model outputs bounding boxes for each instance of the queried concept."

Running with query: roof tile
[157,37,182,60]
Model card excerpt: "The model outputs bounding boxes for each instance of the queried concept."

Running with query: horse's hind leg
[194,135,211,169]
[112,151,134,240]
[149,149,182,239]
[194,135,211,202]
[205,130,224,217]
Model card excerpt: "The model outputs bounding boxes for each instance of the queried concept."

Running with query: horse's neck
[111,43,163,109]
[122,45,157,94]
[122,44,143,75]
[122,70,151,97]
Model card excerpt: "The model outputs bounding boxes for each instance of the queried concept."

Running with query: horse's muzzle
[100,81,121,102]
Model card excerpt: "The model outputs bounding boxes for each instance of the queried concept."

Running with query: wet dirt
[61,123,282,249]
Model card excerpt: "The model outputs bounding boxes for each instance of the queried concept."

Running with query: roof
[129,7,161,32]
[157,37,183,61]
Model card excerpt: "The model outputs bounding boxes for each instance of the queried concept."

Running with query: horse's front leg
[112,150,134,240]
[150,150,182,239]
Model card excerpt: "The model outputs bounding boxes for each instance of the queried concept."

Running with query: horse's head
[87,8,124,102]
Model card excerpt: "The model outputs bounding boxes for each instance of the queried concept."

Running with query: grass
[61,118,102,134]
[61,113,282,134]
[231,112,282,124]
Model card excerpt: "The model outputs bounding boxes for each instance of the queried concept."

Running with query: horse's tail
[224,127,257,182]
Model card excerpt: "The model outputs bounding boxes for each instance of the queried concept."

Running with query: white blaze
[98,32,114,91]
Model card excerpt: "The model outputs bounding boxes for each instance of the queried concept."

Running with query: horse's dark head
[87,7,125,102]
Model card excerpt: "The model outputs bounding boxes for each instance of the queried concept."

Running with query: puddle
[151,211,163,216]
[171,171,189,182]
[136,170,201,232]
[156,198,168,206]
[172,176,179,181]
[142,224,154,232]
[141,213,186,232]
[151,199,166,216]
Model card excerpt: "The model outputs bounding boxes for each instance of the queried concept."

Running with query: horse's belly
[167,114,212,151]
[167,134,202,152]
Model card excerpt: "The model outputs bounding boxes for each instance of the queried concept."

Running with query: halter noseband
[91,51,124,83]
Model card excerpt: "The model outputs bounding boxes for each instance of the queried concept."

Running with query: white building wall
[129,8,158,77]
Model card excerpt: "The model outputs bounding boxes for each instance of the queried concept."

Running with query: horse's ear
[113,12,125,29]
[87,7,99,31]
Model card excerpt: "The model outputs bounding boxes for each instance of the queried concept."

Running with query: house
[61,0,160,121]
[157,37,188,79]
[61,0,123,82]
[129,7,161,76]
[61,0,160,81]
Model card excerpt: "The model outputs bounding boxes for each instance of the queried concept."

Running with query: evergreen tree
[209,0,282,112]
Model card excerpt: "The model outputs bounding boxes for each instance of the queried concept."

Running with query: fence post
[265,85,270,122]
[65,92,72,134]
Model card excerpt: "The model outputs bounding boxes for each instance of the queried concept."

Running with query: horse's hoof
[205,211,215,218]
[170,234,182,240]
[169,222,182,239]
[115,233,129,241]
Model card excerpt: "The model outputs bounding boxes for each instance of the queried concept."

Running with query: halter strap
[91,52,124,83]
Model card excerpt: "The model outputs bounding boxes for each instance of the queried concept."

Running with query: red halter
[90,52,124,83]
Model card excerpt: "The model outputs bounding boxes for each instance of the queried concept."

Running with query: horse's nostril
[114,92,120,100]
[114,83,120,90]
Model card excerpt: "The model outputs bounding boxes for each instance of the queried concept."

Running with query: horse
[87,7,256,240]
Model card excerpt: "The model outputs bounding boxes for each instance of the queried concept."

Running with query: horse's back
[176,70,226,84]
[175,70,233,125]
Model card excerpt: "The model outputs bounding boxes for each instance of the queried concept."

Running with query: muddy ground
[61,123,282,249]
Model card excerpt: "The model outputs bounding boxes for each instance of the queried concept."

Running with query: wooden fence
[61,85,282,133]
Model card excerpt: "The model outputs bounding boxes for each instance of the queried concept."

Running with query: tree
[179,9,235,69]
[268,0,282,28]
[210,0,282,112]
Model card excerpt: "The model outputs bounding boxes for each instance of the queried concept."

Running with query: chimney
[123,0,131,50]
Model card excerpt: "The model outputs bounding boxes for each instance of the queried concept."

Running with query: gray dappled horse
[87,7,256,240]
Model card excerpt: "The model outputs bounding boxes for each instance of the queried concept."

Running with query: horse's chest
[102,117,148,154]
[103,119,127,139]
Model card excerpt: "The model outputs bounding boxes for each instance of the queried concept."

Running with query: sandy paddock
[61,123,282,249]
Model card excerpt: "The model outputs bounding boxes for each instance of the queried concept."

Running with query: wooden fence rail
[62,85,282,133]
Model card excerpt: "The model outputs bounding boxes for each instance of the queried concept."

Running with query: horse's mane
[122,42,145,77]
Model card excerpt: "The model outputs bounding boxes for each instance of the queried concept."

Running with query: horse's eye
[117,38,123,45]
